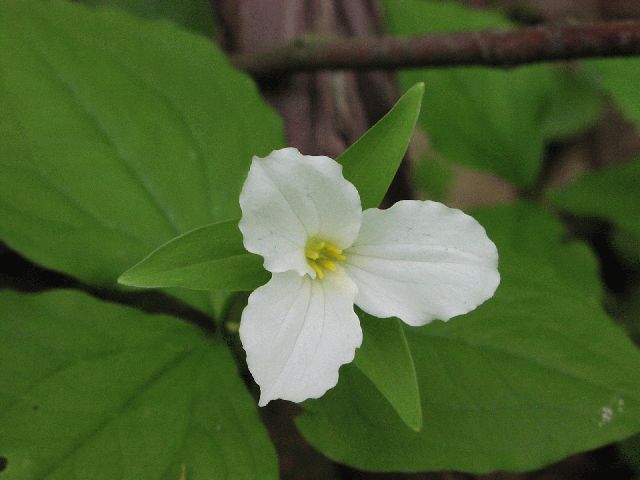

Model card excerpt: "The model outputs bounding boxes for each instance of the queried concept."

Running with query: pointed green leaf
[354,314,422,431]
[0,0,283,315]
[0,290,277,479]
[338,82,424,209]
[119,220,268,291]
[275,82,424,425]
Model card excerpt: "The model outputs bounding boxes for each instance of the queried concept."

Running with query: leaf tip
[412,81,425,93]
[408,407,424,432]
[404,82,425,118]
[117,269,138,287]
[406,82,425,99]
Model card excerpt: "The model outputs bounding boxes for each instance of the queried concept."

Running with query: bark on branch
[231,20,640,76]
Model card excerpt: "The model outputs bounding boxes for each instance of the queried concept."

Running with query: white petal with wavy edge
[343,200,500,326]
[239,148,362,277]
[240,269,362,406]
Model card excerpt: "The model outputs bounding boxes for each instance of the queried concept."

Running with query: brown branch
[231,20,640,76]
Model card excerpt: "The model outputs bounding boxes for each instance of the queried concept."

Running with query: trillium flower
[239,148,500,406]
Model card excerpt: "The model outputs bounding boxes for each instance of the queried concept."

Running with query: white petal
[239,148,362,276]
[240,269,362,406]
[344,200,500,326]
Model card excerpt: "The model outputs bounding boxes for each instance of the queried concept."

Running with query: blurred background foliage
[1,0,640,479]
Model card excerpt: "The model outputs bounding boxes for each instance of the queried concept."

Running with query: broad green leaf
[474,201,603,299]
[549,159,640,238]
[80,0,217,37]
[541,68,603,141]
[0,290,277,479]
[384,0,602,187]
[591,58,640,128]
[297,257,640,473]
[354,314,422,431]
[0,0,283,315]
[119,220,267,291]
[338,82,424,209]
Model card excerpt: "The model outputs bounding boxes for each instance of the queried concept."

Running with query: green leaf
[414,153,454,202]
[338,82,424,209]
[299,202,640,472]
[549,159,640,238]
[354,314,422,431]
[0,289,277,479]
[474,201,603,299]
[0,0,283,315]
[297,257,640,473]
[591,58,640,128]
[119,220,268,291]
[541,67,603,141]
[121,82,426,293]
[384,0,602,187]
[79,0,217,37]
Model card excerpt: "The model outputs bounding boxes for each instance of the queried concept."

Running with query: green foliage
[591,59,640,128]
[297,206,640,473]
[414,153,454,201]
[116,82,424,292]
[0,290,278,479]
[117,82,427,432]
[383,0,603,187]
[338,83,424,209]
[79,0,217,37]
[541,68,603,141]
[0,0,637,476]
[474,202,603,299]
[354,314,422,431]
[119,220,267,291]
[0,0,283,315]
[115,80,424,292]
[549,159,640,238]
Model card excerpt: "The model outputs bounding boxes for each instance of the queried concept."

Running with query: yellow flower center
[305,238,346,279]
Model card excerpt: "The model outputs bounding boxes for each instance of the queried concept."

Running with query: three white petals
[238,148,500,406]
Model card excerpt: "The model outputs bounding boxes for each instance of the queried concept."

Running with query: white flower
[239,148,500,406]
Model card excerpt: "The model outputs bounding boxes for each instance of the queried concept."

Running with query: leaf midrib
[36,346,199,480]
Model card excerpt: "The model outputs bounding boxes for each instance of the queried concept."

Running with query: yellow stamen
[312,241,326,251]
[305,237,347,280]
[323,244,346,260]
[310,262,325,279]
[305,250,320,260]
[320,259,337,271]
